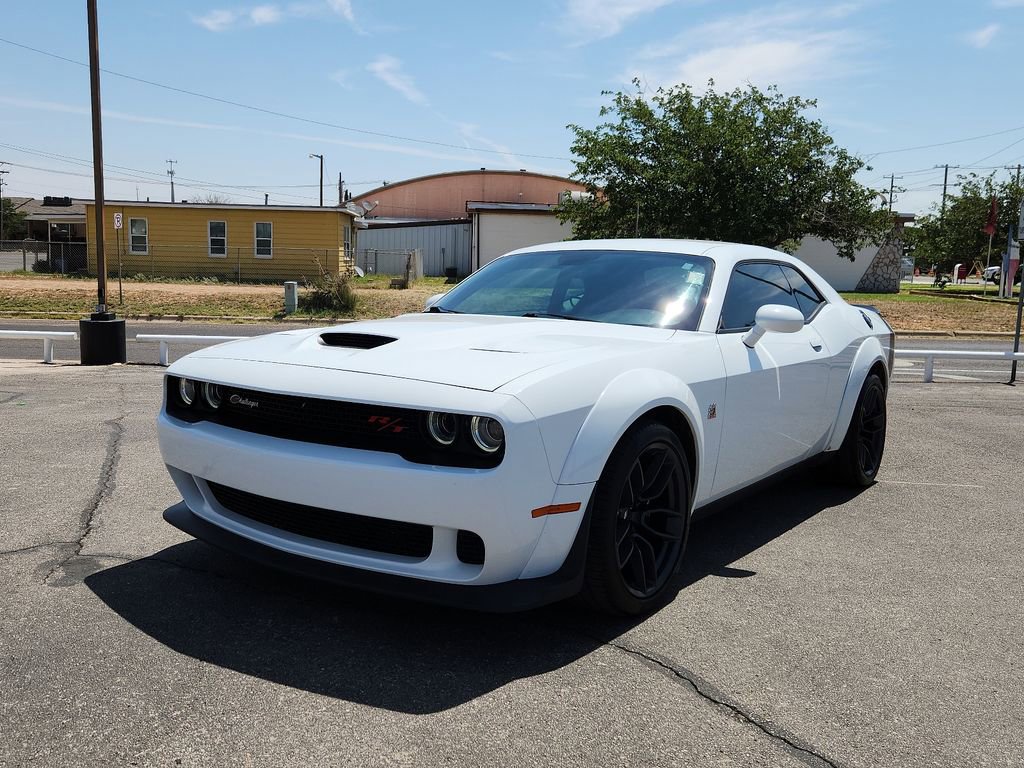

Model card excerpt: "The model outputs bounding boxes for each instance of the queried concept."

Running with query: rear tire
[581,421,692,615]
[833,373,887,487]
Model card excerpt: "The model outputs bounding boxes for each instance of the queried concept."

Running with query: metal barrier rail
[0,330,78,363]
[895,349,1024,382]
[135,334,244,366]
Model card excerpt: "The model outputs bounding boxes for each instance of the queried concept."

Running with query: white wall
[474,212,571,269]
[792,236,877,292]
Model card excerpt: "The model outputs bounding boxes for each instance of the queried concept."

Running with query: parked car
[984,265,1022,285]
[158,239,893,615]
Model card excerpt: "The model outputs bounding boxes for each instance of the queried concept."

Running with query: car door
[711,261,832,497]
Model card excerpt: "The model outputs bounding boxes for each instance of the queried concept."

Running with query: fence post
[43,338,54,364]
[22,241,27,271]
[237,246,241,285]
[923,356,934,383]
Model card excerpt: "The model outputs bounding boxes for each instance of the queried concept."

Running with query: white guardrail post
[134,334,245,366]
[895,349,1024,382]
[0,330,78,364]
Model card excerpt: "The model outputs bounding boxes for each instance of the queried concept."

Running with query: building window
[208,221,227,257]
[255,222,272,258]
[129,218,148,254]
[343,223,351,257]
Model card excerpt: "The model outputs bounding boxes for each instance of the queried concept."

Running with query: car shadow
[84,470,866,714]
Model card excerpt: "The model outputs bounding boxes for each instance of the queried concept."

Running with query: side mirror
[424,292,445,309]
[742,304,804,348]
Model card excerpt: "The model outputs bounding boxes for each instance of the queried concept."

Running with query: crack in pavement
[0,541,77,558]
[43,415,125,585]
[0,391,25,405]
[603,639,847,768]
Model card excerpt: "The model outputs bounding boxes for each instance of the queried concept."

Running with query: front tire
[833,372,887,486]
[581,421,692,615]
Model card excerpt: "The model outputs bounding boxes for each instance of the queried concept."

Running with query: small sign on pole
[113,212,123,229]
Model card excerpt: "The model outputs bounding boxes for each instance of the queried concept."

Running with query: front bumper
[164,501,590,612]
[158,385,594,587]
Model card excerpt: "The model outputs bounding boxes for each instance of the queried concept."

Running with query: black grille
[166,378,501,469]
[206,481,432,558]
[456,530,485,565]
[319,332,396,349]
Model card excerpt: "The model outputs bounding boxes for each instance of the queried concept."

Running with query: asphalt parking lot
[2,362,1022,767]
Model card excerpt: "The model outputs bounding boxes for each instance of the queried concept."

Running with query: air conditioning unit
[558,190,594,204]
[42,196,73,207]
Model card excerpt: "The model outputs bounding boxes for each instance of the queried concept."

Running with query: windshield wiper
[427,305,461,313]
[521,312,595,322]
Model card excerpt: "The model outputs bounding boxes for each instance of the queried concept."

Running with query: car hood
[186,314,678,392]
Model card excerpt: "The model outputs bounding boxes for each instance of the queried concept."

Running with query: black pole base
[79,313,126,365]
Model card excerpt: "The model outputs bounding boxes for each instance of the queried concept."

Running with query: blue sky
[1,0,1023,214]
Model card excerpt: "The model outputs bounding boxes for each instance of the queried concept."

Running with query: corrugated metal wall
[357,222,471,276]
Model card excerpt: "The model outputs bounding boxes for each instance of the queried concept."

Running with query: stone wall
[854,236,902,293]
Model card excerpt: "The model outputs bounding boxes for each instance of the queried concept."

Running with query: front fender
[555,368,706,493]
[825,336,887,452]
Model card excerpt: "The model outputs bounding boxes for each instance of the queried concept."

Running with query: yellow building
[85,201,359,282]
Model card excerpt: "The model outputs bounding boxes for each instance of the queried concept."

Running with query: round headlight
[470,416,504,453]
[202,382,222,409]
[427,411,458,445]
[178,378,196,407]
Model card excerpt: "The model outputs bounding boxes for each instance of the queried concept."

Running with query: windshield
[433,249,714,330]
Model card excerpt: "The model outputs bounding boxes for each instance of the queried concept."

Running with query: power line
[866,124,1024,159]
[0,36,573,163]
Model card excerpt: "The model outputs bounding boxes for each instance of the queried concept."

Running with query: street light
[309,153,323,207]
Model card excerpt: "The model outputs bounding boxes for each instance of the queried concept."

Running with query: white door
[711,262,832,496]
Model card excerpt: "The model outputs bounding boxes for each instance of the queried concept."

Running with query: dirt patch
[867,297,1018,333]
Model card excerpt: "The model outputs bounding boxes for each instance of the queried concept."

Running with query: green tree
[558,81,889,259]
[910,173,1023,273]
[1,198,28,240]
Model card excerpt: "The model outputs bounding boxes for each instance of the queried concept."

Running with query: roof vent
[319,332,396,349]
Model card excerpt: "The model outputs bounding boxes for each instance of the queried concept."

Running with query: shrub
[298,260,357,314]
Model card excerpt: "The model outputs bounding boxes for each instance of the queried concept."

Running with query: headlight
[202,382,222,409]
[427,411,458,445]
[469,416,504,453]
[178,378,196,406]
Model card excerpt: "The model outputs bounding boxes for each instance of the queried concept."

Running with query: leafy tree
[1,198,28,240]
[558,81,890,259]
[909,173,1023,273]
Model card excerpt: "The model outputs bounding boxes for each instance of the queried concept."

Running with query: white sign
[113,212,123,230]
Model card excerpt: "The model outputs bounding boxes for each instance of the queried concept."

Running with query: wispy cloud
[367,55,428,106]
[329,69,354,89]
[456,123,522,169]
[624,5,868,92]
[0,97,238,131]
[966,23,999,48]
[563,0,680,44]
[193,1,357,31]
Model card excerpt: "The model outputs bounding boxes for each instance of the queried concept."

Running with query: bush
[298,260,357,314]
[31,259,51,274]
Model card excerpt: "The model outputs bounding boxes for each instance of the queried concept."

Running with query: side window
[129,218,148,254]
[208,221,227,257]
[780,265,825,321]
[719,262,800,331]
[255,222,272,258]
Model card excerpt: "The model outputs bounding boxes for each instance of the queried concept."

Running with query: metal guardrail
[135,334,244,366]
[894,349,1024,382]
[0,330,78,363]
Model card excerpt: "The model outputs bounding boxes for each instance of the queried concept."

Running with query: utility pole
[887,174,903,214]
[80,0,126,365]
[0,165,9,244]
[939,164,950,222]
[338,172,344,205]
[166,159,177,203]
[309,153,324,206]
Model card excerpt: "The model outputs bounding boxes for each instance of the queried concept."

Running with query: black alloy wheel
[834,373,887,486]
[582,421,692,615]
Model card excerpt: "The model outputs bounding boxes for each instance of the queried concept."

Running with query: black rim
[614,441,687,599]
[857,384,886,477]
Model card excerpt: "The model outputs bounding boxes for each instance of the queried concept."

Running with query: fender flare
[825,337,887,452]
[556,368,705,489]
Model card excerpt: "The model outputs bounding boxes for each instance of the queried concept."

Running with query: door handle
[810,342,823,352]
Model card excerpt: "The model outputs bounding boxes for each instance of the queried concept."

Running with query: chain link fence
[80,243,358,284]
[0,240,87,274]
[355,248,422,277]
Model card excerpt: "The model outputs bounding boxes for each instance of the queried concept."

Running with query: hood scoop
[319,332,397,349]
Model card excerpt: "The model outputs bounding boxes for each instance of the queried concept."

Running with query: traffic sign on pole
[113,212,123,229]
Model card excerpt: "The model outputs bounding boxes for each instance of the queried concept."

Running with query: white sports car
[159,239,893,614]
